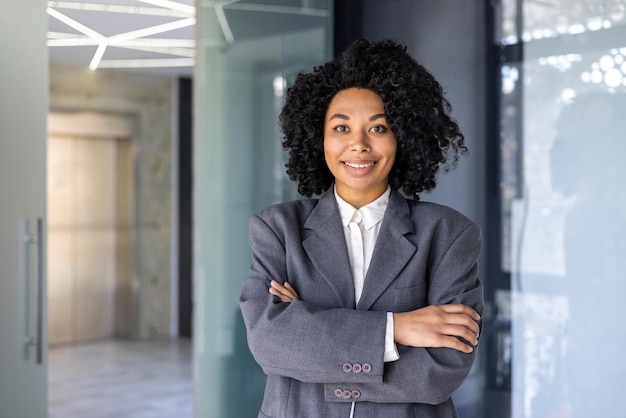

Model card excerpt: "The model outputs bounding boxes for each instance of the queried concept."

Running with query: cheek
[322,138,337,162]
[386,141,398,163]
[322,140,334,170]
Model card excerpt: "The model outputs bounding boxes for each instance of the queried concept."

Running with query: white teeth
[344,162,375,169]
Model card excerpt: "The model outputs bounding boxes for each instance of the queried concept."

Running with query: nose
[349,130,371,152]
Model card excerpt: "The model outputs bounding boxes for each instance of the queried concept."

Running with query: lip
[342,161,377,169]
[341,160,378,176]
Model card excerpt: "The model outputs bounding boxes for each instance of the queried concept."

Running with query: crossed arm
[242,211,484,404]
[269,280,480,354]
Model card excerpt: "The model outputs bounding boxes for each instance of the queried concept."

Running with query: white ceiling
[48,0,196,77]
[47,0,331,78]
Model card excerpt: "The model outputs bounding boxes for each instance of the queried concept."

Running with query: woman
[240,39,483,418]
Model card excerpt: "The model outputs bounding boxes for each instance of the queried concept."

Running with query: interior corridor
[48,338,192,418]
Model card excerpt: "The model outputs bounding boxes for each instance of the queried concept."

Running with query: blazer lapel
[302,191,356,309]
[357,191,416,311]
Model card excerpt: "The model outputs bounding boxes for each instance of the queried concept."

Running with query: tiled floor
[48,338,193,418]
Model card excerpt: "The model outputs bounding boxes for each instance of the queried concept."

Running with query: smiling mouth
[343,161,376,169]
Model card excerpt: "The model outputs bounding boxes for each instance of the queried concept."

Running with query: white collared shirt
[334,186,400,363]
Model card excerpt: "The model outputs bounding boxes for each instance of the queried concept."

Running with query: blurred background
[2,0,626,417]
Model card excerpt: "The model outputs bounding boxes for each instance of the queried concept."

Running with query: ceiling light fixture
[136,0,195,15]
[98,58,195,68]
[89,42,108,70]
[48,35,99,47]
[47,7,105,40]
[48,0,331,73]
[110,17,195,42]
[48,1,192,18]
[48,34,195,49]
[222,2,329,17]
[214,3,234,44]
[49,5,195,71]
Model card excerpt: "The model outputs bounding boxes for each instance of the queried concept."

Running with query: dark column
[333,0,363,56]
[178,77,193,338]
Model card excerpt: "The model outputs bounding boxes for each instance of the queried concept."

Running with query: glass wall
[495,1,626,417]
[193,1,333,417]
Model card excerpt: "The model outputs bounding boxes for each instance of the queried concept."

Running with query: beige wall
[49,64,175,339]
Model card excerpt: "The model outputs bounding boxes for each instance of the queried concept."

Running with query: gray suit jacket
[240,189,483,418]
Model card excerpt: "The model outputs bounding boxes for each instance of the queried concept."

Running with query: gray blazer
[240,189,483,418]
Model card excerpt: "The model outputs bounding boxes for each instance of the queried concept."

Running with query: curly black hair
[279,38,467,199]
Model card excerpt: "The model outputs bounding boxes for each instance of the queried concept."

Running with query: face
[324,87,397,208]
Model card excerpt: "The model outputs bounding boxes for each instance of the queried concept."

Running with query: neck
[335,185,388,209]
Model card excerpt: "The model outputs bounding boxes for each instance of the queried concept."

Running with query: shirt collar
[334,185,391,230]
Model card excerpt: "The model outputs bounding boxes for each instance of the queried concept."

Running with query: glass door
[193,1,333,416]
[0,0,49,416]
[492,1,626,417]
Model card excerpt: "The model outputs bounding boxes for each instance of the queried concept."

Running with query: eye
[333,125,349,133]
[370,125,388,134]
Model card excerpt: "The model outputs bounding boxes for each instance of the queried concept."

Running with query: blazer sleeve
[331,222,483,405]
[240,214,389,386]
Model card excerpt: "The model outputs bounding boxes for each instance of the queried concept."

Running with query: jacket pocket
[389,283,427,311]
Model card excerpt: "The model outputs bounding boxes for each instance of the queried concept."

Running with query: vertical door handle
[35,218,44,365]
[23,217,44,365]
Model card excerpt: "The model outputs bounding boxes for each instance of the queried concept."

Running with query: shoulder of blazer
[382,189,477,235]
[409,200,474,223]
[407,199,480,238]
[254,197,320,230]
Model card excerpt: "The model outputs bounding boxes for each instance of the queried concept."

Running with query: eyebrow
[327,113,387,121]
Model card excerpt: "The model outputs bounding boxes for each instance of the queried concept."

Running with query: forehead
[326,87,385,114]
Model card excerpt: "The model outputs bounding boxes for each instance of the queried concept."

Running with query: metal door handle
[35,218,44,365]
[23,218,44,365]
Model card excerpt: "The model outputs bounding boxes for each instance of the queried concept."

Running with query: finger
[283,282,300,300]
[445,314,480,336]
[269,279,282,289]
[431,316,480,344]
[440,335,475,353]
[269,281,289,296]
[418,328,475,353]
[422,305,480,335]
[268,287,291,302]
[440,304,481,321]
[270,280,290,295]
[269,280,299,302]
[442,324,479,346]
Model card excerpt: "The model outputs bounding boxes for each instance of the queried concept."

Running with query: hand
[269,280,300,302]
[393,304,480,353]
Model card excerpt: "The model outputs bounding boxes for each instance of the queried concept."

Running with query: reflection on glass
[501,0,626,45]
[503,4,626,416]
[500,0,520,44]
